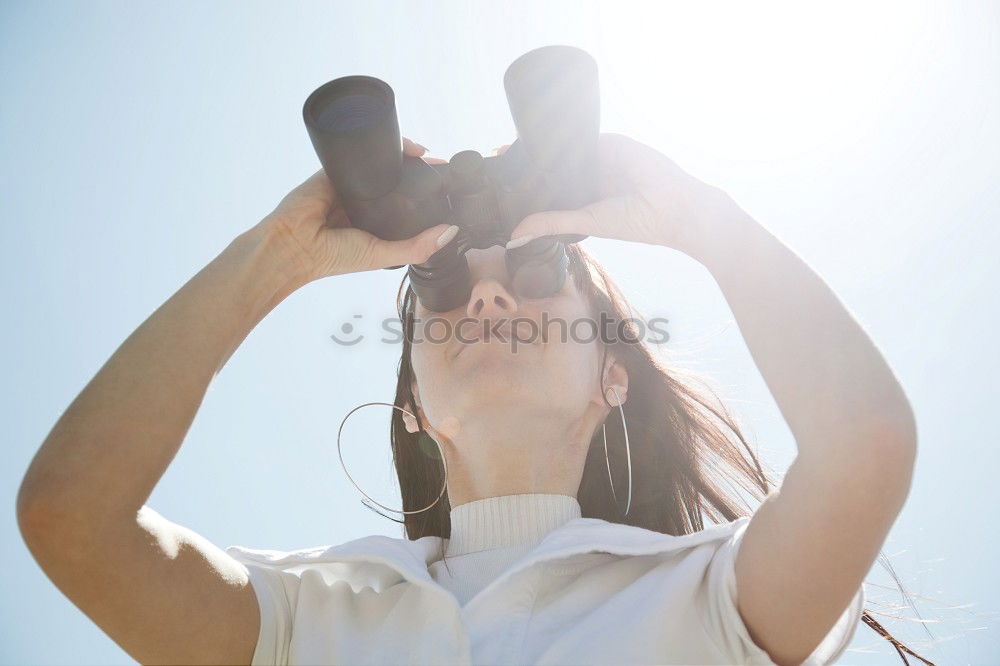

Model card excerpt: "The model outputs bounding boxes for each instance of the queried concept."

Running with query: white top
[226,502,865,665]
[429,493,582,605]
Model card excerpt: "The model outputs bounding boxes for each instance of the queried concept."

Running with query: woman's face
[408,245,613,435]
[404,244,629,506]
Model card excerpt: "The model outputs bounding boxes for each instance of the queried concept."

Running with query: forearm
[18,220,305,524]
[685,197,917,466]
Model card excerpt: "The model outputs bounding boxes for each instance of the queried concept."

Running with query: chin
[456,356,535,388]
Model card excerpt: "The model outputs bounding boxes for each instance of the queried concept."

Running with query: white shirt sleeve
[703,519,867,665]
[226,547,295,666]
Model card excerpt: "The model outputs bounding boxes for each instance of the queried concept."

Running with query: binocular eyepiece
[302,45,602,312]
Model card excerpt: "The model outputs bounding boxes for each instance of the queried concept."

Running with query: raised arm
[15,138,456,664]
[693,206,916,665]
[505,132,918,666]
[16,220,303,664]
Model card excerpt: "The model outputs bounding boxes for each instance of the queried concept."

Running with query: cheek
[550,338,602,385]
[408,334,440,385]
[536,318,603,397]
[407,319,454,405]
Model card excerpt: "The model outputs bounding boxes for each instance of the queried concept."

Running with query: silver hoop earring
[337,401,449,516]
[602,386,632,518]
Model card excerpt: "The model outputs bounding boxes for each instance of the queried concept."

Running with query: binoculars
[302,45,602,312]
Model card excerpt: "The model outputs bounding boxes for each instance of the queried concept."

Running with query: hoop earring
[336,401,448,516]
[602,386,632,518]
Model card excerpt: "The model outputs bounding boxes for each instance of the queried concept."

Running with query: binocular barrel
[504,45,601,187]
[302,45,602,312]
[303,75,402,203]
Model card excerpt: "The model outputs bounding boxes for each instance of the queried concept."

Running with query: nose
[466,278,518,320]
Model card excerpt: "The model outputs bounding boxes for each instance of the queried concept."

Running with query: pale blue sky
[3,1,998,664]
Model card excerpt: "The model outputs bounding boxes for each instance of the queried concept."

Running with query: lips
[453,321,523,357]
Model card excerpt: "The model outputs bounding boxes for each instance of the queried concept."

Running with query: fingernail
[505,234,536,249]
[416,143,430,152]
[436,225,460,247]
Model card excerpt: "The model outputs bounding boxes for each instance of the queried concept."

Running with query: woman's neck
[445,492,582,557]
[433,408,601,508]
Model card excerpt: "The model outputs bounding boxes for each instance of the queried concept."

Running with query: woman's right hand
[252,136,459,285]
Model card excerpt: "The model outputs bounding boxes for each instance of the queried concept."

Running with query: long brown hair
[380,242,934,665]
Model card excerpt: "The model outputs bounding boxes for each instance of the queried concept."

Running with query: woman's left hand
[498,133,741,261]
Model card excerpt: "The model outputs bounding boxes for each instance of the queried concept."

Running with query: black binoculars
[302,45,602,312]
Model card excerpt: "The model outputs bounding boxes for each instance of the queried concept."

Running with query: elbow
[833,400,919,500]
[16,467,83,551]
[848,384,918,466]
[17,485,50,555]
[877,379,919,466]
[16,474,58,547]
[16,473,42,533]
[16,451,57,540]
[860,403,919,509]
[874,400,918,469]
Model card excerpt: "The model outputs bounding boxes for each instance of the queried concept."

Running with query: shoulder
[222,533,449,666]
[227,531,438,562]
[578,516,864,666]
[509,518,776,665]
[224,531,446,593]
[539,517,862,665]
[515,517,754,609]
[536,515,752,563]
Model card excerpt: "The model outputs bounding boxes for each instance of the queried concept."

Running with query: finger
[505,203,608,245]
[368,223,459,270]
[401,136,447,164]
[402,136,430,156]
[598,132,684,189]
[505,194,660,247]
[490,143,512,157]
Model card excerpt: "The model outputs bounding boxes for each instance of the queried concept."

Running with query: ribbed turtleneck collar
[444,493,582,558]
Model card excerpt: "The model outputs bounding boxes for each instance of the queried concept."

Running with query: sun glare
[593,2,935,161]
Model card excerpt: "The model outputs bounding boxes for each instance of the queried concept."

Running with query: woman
[17,133,928,665]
